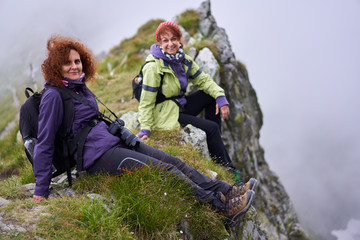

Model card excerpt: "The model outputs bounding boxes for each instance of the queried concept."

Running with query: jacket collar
[62,73,86,90]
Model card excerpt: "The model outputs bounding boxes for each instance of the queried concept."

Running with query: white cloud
[332,219,360,240]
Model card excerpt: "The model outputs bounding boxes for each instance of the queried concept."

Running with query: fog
[1,0,360,239]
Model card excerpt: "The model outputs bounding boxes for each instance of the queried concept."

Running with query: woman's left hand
[216,104,230,119]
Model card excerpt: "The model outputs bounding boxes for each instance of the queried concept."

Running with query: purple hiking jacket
[33,79,120,196]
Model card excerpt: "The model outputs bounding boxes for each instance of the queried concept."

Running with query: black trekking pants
[87,141,231,210]
[179,90,235,169]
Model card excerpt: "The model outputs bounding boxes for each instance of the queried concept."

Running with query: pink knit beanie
[155,21,181,41]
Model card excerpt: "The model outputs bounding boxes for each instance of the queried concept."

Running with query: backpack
[19,86,95,186]
[132,56,193,105]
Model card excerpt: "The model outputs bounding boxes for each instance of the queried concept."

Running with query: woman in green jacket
[136,21,235,170]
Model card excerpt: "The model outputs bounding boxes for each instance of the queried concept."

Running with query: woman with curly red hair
[41,35,96,87]
[33,35,256,226]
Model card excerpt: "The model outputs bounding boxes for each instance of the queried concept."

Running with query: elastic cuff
[216,96,229,109]
[34,185,50,197]
[137,129,151,138]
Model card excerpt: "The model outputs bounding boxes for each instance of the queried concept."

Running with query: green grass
[34,196,135,239]
[0,126,28,176]
[0,127,234,239]
[110,168,193,238]
[0,92,18,133]
[0,169,228,239]
[110,19,164,59]
[177,9,200,36]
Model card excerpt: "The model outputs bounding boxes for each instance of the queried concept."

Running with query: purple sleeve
[216,96,229,108]
[33,89,63,196]
[137,129,151,138]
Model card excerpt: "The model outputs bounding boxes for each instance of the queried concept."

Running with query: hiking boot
[226,178,258,199]
[225,190,255,227]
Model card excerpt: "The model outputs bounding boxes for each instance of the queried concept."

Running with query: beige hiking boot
[225,189,255,227]
[225,178,258,199]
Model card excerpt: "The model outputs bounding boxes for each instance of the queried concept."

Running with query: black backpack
[19,86,96,186]
[132,56,193,105]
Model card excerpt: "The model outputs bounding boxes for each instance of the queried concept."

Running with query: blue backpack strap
[182,58,193,79]
[137,56,167,104]
[138,60,155,80]
[189,68,202,79]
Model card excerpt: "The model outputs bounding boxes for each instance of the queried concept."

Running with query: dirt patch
[0,167,19,180]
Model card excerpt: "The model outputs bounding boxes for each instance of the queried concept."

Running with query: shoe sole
[249,178,258,192]
[226,190,255,227]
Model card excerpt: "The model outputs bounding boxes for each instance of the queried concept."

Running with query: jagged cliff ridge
[185,1,308,239]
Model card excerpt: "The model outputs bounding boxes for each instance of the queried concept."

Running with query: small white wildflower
[180,230,183,234]
[130,232,134,235]
[164,192,167,196]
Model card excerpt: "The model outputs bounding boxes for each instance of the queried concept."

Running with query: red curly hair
[41,35,96,87]
[156,24,184,47]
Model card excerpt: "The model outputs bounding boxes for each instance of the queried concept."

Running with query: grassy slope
[0,10,242,239]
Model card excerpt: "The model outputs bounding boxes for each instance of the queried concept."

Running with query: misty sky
[1,0,359,239]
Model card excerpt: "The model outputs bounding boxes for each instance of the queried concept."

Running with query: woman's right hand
[33,195,47,202]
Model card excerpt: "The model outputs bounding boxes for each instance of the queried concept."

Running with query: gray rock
[23,183,35,195]
[180,124,210,158]
[187,47,197,60]
[207,169,218,179]
[87,193,114,213]
[197,1,217,37]
[0,216,27,233]
[179,25,191,45]
[0,197,10,207]
[50,188,77,198]
[199,18,213,37]
[120,111,140,130]
[179,219,194,240]
[195,47,220,82]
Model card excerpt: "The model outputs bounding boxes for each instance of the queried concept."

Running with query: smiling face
[61,49,83,80]
[158,30,180,55]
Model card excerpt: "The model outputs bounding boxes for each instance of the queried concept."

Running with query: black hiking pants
[87,141,231,211]
[178,90,235,169]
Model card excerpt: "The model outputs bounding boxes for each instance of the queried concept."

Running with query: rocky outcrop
[177,1,308,239]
